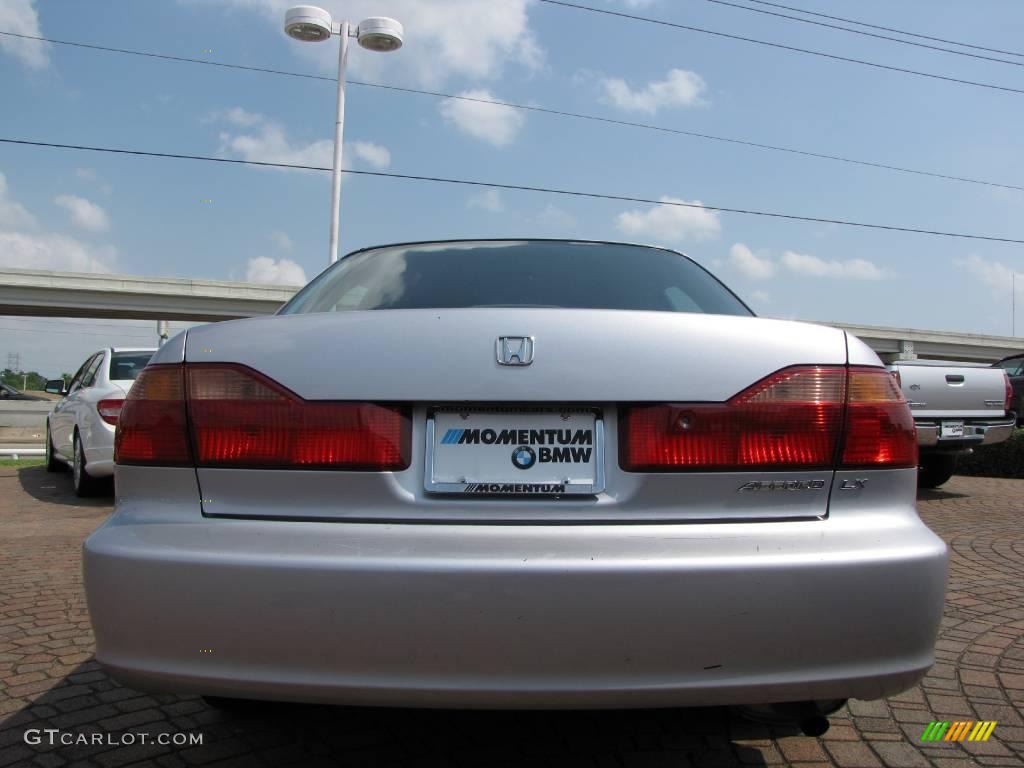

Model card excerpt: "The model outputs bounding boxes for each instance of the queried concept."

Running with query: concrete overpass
[1,267,1020,363]
[0,267,295,322]
[820,323,1021,364]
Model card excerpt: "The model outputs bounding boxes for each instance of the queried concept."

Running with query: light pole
[284,5,404,265]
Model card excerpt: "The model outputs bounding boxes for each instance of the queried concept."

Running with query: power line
[347,83,1024,193]
[0,31,336,82]
[701,0,1024,68]
[1,30,1021,193]
[535,0,1024,96]
[4,136,1024,245]
[739,0,1024,59]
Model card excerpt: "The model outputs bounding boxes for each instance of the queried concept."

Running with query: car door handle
[945,375,965,384]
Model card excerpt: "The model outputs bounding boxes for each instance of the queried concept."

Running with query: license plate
[425,409,604,495]
[940,421,965,438]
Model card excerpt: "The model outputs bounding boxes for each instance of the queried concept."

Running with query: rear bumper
[915,417,1016,449]
[84,504,948,709]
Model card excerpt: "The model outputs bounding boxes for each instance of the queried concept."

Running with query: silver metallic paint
[181,310,847,402]
[86,465,945,708]
[86,279,947,708]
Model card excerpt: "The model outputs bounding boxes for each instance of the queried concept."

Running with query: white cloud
[245,256,307,286]
[214,110,390,173]
[601,69,707,114]
[0,171,116,273]
[466,189,505,213]
[221,106,264,127]
[781,250,884,280]
[346,141,391,169]
[0,0,49,69]
[220,122,332,170]
[729,243,775,279]
[955,254,1015,295]
[439,90,525,146]
[615,197,721,243]
[0,231,116,273]
[270,230,294,252]
[54,194,110,233]
[0,172,37,229]
[199,0,542,86]
[73,168,113,196]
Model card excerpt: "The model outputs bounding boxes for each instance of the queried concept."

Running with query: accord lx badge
[496,336,535,366]
[737,480,826,492]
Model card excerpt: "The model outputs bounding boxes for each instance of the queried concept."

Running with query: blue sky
[2,0,1024,376]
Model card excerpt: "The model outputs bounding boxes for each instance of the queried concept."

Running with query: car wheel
[45,422,62,473]
[917,453,958,489]
[72,432,102,497]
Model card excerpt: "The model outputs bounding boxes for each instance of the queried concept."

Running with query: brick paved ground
[0,465,1022,768]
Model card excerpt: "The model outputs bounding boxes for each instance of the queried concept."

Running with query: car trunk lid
[183,309,848,402]
[166,310,859,523]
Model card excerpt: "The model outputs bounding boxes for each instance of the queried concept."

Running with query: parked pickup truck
[888,360,1016,488]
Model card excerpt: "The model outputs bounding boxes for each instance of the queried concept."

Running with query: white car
[45,347,156,496]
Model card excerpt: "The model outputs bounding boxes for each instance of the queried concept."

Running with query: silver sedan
[83,240,947,733]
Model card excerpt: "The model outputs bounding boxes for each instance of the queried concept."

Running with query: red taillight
[1003,371,1013,412]
[96,398,124,425]
[840,367,918,468]
[622,367,846,471]
[621,365,917,471]
[116,363,411,470]
[186,365,410,470]
[114,365,191,465]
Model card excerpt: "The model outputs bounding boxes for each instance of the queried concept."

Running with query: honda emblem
[496,336,535,366]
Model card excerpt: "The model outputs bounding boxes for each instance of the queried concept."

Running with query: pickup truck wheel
[918,454,958,489]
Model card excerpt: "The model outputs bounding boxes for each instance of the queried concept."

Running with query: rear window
[109,352,154,381]
[279,241,752,317]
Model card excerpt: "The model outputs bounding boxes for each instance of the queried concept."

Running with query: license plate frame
[425,408,605,496]
[940,420,965,438]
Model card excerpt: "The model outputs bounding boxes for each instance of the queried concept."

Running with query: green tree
[1,369,56,391]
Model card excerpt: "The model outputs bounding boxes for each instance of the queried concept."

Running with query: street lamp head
[284,5,333,42]
[356,17,404,52]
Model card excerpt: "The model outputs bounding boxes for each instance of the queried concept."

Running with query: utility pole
[6,352,20,372]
